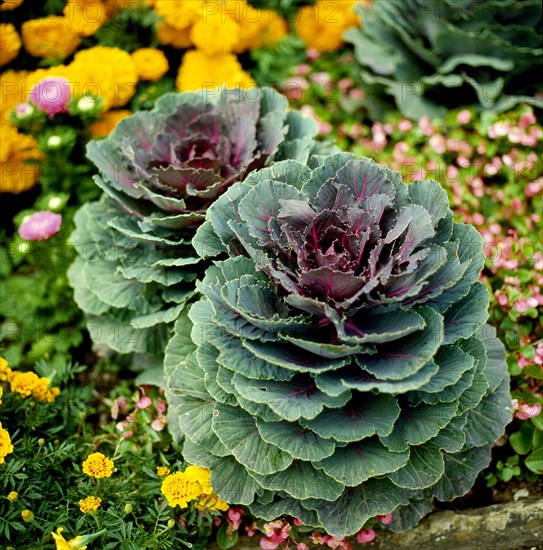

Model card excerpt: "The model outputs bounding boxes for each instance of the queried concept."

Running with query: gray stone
[208,499,543,550]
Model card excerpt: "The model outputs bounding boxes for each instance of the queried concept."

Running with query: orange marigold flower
[131,48,168,82]
[156,22,192,49]
[0,123,42,193]
[0,0,24,10]
[195,493,229,512]
[161,471,201,508]
[63,0,107,37]
[176,50,254,92]
[82,452,114,478]
[79,496,102,513]
[9,371,40,397]
[0,23,21,66]
[0,422,14,464]
[21,17,81,59]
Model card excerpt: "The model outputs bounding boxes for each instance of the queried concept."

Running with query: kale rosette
[165,154,511,536]
[69,88,329,358]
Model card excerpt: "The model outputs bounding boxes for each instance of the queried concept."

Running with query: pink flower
[19,211,62,241]
[457,109,471,124]
[228,508,243,531]
[15,102,34,117]
[326,536,346,548]
[136,395,152,409]
[29,76,71,118]
[296,544,309,550]
[356,529,376,544]
[512,399,542,420]
[151,418,166,431]
[398,119,413,132]
[156,399,167,413]
[378,512,393,525]
[260,539,279,550]
[293,518,303,526]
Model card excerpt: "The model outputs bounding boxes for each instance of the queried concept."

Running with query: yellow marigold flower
[0,0,23,10]
[31,377,61,403]
[0,70,29,121]
[8,491,18,501]
[229,1,269,52]
[261,14,288,48]
[0,23,21,67]
[21,509,34,522]
[177,50,255,92]
[185,464,213,495]
[154,0,201,31]
[0,357,9,380]
[161,471,201,508]
[190,12,241,55]
[0,386,3,405]
[195,493,229,512]
[89,109,132,138]
[131,48,168,82]
[52,527,90,550]
[82,452,114,478]
[69,47,137,109]
[21,17,81,60]
[0,422,14,464]
[9,371,40,397]
[79,496,102,513]
[296,0,359,52]
[0,123,42,194]
[64,0,107,37]
[156,22,192,49]
[156,466,170,477]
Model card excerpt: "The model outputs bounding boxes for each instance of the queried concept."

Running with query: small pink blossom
[228,508,243,531]
[356,528,376,544]
[293,518,303,526]
[136,395,152,409]
[151,418,166,431]
[512,399,541,420]
[457,109,471,124]
[398,119,413,132]
[15,102,34,117]
[378,512,393,525]
[306,49,320,61]
[260,539,279,550]
[296,64,311,76]
[19,211,62,241]
[296,544,309,550]
[29,76,71,118]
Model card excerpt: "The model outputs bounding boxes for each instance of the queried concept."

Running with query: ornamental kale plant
[69,88,327,360]
[165,154,512,537]
[345,0,543,118]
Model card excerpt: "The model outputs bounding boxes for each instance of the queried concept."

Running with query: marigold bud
[124,503,133,514]
[8,491,18,502]
[21,509,34,522]
[167,519,176,529]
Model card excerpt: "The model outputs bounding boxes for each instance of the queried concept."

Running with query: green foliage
[0,359,222,549]
[165,155,511,537]
[93,4,158,52]
[345,0,543,118]
[248,0,316,19]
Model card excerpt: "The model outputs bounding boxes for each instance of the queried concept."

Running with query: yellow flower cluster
[177,50,254,92]
[63,0,107,37]
[79,496,102,513]
[156,466,170,477]
[0,0,23,10]
[0,421,14,464]
[82,452,114,478]
[0,23,21,67]
[0,123,42,193]
[296,0,361,52]
[3,363,61,403]
[21,17,81,60]
[69,47,138,109]
[161,464,228,511]
[131,48,169,82]
[153,0,286,91]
